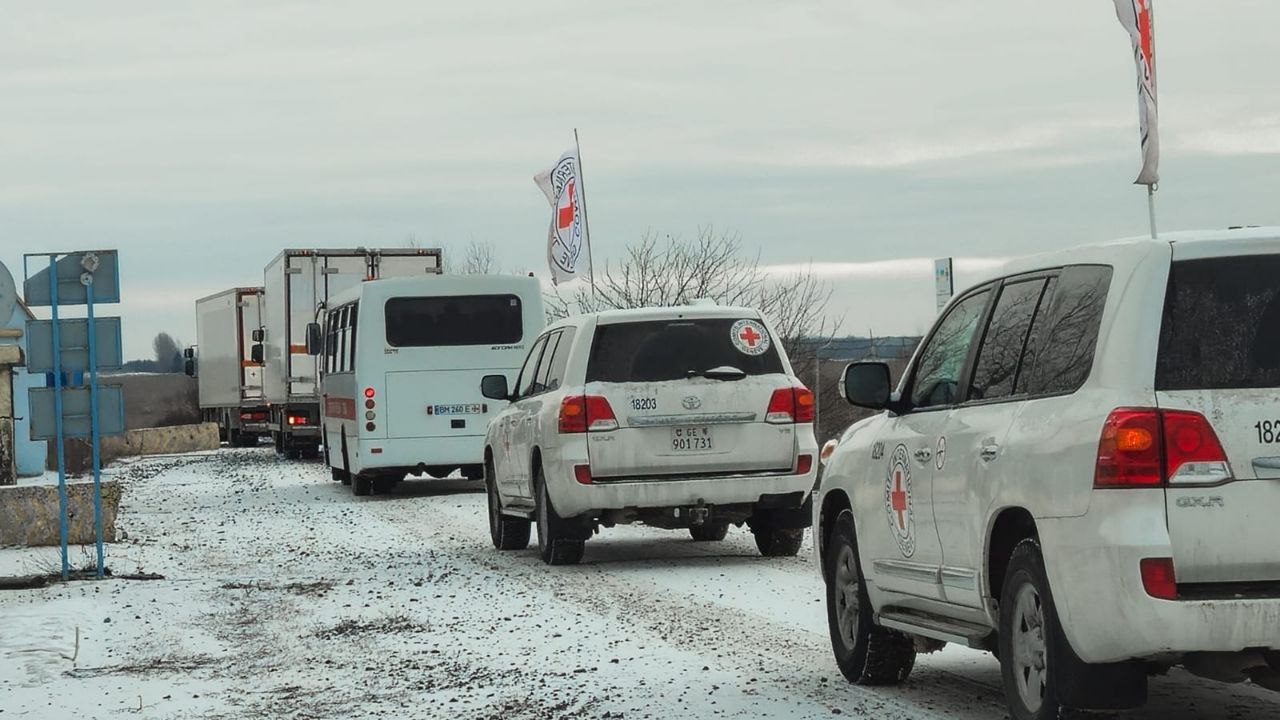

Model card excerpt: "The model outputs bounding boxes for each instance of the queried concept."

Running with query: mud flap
[1053,622,1148,710]
[754,494,813,530]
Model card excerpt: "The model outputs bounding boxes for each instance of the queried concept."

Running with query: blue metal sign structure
[26,318,123,375]
[23,250,123,581]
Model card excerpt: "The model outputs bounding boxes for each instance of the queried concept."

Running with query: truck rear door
[1156,244,1280,586]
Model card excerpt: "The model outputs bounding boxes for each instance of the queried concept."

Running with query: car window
[516,335,549,399]
[1157,254,1280,391]
[532,331,562,395]
[587,318,784,383]
[1019,265,1112,395]
[968,279,1049,401]
[910,289,991,408]
[542,327,575,393]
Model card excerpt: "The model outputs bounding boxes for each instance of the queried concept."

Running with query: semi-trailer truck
[259,248,443,459]
[188,287,269,446]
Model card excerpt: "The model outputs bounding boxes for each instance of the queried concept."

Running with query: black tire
[825,510,916,685]
[689,522,729,542]
[998,539,1146,717]
[752,525,805,557]
[487,461,531,551]
[534,466,585,566]
[351,472,372,497]
[330,466,349,483]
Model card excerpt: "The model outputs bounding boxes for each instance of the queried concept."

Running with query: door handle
[980,444,1000,462]
[913,448,933,464]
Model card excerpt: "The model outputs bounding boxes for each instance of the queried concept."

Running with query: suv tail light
[1094,408,1230,488]
[1140,557,1177,600]
[766,386,815,424]
[559,395,618,433]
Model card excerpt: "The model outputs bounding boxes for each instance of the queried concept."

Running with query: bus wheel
[352,472,372,496]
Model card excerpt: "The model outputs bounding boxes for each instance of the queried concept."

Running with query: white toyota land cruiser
[815,228,1280,719]
[479,305,819,565]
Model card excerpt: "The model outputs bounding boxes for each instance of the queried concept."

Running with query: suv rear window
[385,294,523,347]
[1157,255,1280,391]
[587,318,785,383]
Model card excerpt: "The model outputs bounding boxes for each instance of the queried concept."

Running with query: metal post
[573,128,599,297]
[47,256,69,581]
[1147,185,1158,239]
[86,280,105,578]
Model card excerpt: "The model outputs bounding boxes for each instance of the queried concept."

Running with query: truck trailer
[190,287,269,446]
[259,248,443,459]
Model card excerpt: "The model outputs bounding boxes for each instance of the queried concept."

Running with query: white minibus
[318,275,545,495]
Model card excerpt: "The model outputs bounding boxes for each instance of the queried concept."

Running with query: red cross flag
[1113,0,1160,186]
[534,147,593,285]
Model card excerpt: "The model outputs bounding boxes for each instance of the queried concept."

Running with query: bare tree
[547,227,842,362]
[459,240,499,275]
[153,332,184,373]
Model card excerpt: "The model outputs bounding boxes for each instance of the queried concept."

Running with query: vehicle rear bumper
[550,462,817,518]
[239,422,271,433]
[1039,493,1280,664]
[355,435,485,471]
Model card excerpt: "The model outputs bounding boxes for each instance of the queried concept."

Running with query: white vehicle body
[193,287,268,445]
[261,248,442,457]
[815,227,1280,714]
[319,274,544,494]
[482,305,820,565]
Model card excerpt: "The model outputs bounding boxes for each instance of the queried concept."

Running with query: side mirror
[251,343,264,364]
[305,322,322,355]
[841,361,892,410]
[183,347,195,359]
[184,359,196,377]
[251,328,264,343]
[480,374,511,401]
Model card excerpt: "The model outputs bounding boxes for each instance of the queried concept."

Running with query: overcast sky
[3,1,1279,357]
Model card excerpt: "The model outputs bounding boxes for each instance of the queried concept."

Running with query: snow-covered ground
[1,449,1277,719]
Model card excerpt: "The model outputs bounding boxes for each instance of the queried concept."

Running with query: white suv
[815,228,1280,719]
[480,305,819,565]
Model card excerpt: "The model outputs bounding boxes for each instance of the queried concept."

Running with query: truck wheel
[534,466,584,566]
[826,510,916,685]
[487,463,530,551]
[752,525,804,557]
[351,472,373,497]
[689,523,729,542]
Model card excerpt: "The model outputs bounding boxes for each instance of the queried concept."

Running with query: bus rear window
[1156,255,1280,390]
[385,295,523,347]
[587,318,784,383]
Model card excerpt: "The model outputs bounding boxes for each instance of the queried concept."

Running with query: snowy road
[2,449,1278,719]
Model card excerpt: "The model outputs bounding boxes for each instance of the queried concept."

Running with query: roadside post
[934,258,954,313]
[23,250,124,580]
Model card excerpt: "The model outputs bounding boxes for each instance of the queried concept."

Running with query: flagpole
[1146,0,1159,239]
[573,128,598,297]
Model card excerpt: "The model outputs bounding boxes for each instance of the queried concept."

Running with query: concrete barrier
[52,422,220,474]
[0,480,121,546]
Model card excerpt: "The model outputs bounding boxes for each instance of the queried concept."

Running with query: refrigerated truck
[190,287,269,446]
[259,248,443,459]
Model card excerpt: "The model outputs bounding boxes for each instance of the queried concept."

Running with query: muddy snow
[1,449,1276,719]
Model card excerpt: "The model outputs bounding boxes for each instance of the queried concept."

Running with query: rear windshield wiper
[688,365,747,381]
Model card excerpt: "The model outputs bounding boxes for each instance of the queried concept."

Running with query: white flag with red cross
[534,148,592,285]
[1113,0,1160,186]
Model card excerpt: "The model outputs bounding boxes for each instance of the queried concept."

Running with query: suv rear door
[583,316,801,480]
[1156,242,1280,585]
